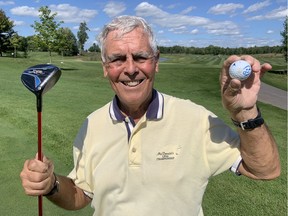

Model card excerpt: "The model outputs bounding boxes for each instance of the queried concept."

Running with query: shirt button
[132,148,137,153]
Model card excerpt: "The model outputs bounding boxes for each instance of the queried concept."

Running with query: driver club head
[21,64,61,111]
[21,64,61,96]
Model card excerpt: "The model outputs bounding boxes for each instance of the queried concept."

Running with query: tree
[0,9,15,56]
[26,35,38,51]
[9,33,20,57]
[31,6,63,62]
[88,43,100,52]
[280,16,287,62]
[19,36,28,58]
[56,27,78,56]
[77,21,90,55]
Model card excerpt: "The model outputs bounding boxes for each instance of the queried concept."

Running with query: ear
[155,51,160,73]
[102,62,108,77]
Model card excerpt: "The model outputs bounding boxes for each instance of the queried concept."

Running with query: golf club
[21,64,61,216]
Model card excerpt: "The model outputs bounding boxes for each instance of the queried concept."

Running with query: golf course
[0,52,286,215]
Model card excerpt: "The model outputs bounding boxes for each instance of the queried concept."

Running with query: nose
[124,57,138,75]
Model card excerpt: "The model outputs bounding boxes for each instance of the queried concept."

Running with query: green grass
[0,52,286,215]
[161,53,287,91]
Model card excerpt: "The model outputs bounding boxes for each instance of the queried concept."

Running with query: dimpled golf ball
[229,60,252,81]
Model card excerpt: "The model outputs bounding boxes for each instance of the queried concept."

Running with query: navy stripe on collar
[109,89,164,121]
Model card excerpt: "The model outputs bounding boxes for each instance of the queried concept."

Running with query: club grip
[37,95,42,112]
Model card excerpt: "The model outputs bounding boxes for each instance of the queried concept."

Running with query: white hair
[97,15,157,62]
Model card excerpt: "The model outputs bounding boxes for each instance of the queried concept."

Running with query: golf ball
[229,60,252,81]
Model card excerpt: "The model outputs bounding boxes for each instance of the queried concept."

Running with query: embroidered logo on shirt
[156,152,175,160]
[156,146,181,161]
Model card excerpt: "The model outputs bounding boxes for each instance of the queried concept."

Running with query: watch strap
[231,107,264,130]
[44,173,59,196]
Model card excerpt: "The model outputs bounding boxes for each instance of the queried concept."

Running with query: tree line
[158,45,283,56]
[0,6,90,62]
[0,7,287,62]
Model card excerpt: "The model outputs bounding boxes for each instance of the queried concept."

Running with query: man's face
[102,27,159,110]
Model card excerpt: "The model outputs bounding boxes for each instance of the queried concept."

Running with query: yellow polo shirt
[68,89,241,216]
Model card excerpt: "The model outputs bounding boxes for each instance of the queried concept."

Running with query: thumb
[43,155,55,173]
[225,80,241,97]
[35,152,43,161]
[42,155,50,163]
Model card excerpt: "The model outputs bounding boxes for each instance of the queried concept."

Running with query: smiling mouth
[122,79,144,87]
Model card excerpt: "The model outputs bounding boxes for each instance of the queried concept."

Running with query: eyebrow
[107,54,125,62]
[106,51,153,62]
[133,51,153,58]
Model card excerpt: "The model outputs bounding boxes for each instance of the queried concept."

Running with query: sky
[1,0,287,49]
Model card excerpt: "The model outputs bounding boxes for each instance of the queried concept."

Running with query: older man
[20,15,280,216]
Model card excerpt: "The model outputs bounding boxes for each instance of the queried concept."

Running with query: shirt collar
[109,89,164,122]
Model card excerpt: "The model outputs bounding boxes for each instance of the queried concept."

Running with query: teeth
[123,80,141,87]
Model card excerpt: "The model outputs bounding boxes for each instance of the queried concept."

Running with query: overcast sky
[1,0,287,49]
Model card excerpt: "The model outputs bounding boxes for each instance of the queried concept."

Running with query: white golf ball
[229,60,252,81]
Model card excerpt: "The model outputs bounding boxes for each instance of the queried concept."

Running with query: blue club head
[21,64,61,96]
[21,64,61,111]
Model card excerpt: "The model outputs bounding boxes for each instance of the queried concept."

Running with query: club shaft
[38,196,43,216]
[38,111,43,216]
[38,111,42,161]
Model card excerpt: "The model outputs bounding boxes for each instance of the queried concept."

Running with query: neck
[118,93,153,123]
[121,108,145,123]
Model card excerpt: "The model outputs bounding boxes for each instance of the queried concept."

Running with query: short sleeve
[67,119,93,194]
[205,114,241,176]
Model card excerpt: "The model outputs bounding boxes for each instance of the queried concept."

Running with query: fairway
[0,53,286,215]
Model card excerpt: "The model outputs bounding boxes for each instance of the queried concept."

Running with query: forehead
[105,28,151,53]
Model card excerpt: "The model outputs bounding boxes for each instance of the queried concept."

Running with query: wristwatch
[44,173,59,196]
[231,107,264,130]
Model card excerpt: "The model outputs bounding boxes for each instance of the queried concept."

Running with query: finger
[240,56,271,73]
[240,55,254,63]
[23,155,54,178]
[225,79,242,97]
[27,159,49,173]
[20,160,30,181]
[221,55,240,85]
[261,63,272,72]
[34,152,42,160]
[20,157,55,196]
[20,168,54,195]
[42,155,52,164]
[223,55,240,69]
[20,166,45,195]
[43,155,55,175]
[258,63,272,79]
[22,177,52,196]
[234,56,269,81]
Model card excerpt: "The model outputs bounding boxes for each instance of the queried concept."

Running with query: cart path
[258,83,287,110]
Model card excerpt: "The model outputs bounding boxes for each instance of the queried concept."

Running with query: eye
[133,55,149,63]
[111,56,126,63]
[107,55,126,66]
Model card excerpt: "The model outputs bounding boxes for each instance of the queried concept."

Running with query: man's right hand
[20,153,55,196]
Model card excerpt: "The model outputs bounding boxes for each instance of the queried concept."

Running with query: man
[20,15,280,215]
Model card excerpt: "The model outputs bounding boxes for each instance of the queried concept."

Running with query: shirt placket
[125,117,144,167]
